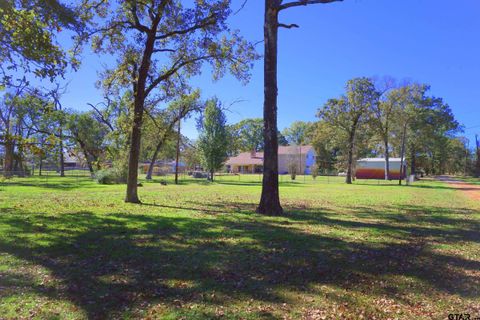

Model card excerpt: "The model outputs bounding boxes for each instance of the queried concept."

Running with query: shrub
[95,167,126,184]
[288,162,298,180]
[311,163,319,180]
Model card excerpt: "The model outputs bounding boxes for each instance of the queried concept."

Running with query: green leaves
[198,98,229,174]
[0,0,87,85]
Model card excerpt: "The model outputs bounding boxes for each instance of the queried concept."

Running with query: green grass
[0,175,479,319]
[456,176,480,186]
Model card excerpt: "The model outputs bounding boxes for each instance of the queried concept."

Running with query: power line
[464,125,480,131]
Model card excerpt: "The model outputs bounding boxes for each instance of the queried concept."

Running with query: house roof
[226,145,314,166]
[357,158,403,162]
[226,152,264,166]
[278,145,313,154]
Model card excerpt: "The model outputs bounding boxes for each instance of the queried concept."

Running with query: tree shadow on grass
[0,206,479,319]
[0,179,100,191]
[353,181,480,192]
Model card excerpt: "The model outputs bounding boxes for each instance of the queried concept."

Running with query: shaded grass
[0,175,479,319]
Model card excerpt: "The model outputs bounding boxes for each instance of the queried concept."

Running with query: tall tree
[198,98,228,181]
[318,77,379,184]
[66,111,109,176]
[47,84,68,177]
[231,118,264,152]
[0,86,51,177]
[0,82,30,177]
[258,0,341,215]
[281,120,314,145]
[90,1,257,203]
[0,0,85,85]
[311,120,343,173]
[369,78,396,180]
[144,92,202,180]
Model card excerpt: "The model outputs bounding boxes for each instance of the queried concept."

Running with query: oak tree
[89,0,257,203]
[257,0,342,215]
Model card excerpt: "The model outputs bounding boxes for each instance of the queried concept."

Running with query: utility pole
[476,134,480,177]
[464,139,469,177]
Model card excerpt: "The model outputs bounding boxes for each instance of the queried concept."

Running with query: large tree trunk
[59,130,65,177]
[39,156,43,176]
[16,142,25,177]
[384,139,390,180]
[145,141,163,180]
[175,120,181,185]
[257,0,283,215]
[345,126,356,184]
[78,140,94,177]
[145,128,173,180]
[125,33,156,203]
[125,100,144,203]
[410,145,416,177]
[399,123,407,185]
[146,113,183,180]
[3,139,14,178]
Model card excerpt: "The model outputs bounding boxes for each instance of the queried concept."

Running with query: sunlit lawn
[0,174,479,319]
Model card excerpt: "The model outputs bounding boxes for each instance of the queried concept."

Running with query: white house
[226,145,316,174]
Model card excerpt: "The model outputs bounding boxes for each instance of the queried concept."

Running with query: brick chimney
[250,149,256,158]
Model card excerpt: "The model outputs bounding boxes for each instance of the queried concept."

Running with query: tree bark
[39,156,43,176]
[3,139,14,178]
[145,141,163,180]
[145,126,175,180]
[125,32,156,203]
[59,129,65,177]
[257,0,283,215]
[175,120,181,185]
[125,98,145,203]
[77,139,94,177]
[399,123,407,185]
[410,145,416,177]
[345,125,356,184]
[384,139,390,180]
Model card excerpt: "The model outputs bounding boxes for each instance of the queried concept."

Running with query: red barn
[356,158,406,180]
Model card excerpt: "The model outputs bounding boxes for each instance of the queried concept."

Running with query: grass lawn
[0,175,479,319]
[457,176,480,186]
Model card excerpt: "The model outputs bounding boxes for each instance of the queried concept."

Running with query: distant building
[63,153,82,168]
[226,145,316,174]
[140,160,186,175]
[356,158,407,180]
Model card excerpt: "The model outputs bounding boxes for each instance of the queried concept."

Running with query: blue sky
[57,0,480,144]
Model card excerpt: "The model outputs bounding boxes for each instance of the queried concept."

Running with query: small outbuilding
[356,158,406,180]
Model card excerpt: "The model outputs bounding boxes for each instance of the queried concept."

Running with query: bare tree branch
[279,0,343,11]
[278,23,299,28]
[87,103,115,132]
[234,0,248,15]
[155,14,217,41]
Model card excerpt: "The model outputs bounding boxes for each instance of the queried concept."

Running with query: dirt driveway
[436,176,480,201]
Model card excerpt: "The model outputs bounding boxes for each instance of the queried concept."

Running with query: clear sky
[57,0,480,144]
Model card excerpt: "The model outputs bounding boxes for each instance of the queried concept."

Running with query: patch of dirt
[436,176,480,201]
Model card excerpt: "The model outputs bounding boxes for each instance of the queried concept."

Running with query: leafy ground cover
[0,175,479,319]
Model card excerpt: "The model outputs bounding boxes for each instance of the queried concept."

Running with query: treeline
[225,77,477,182]
[315,77,473,183]
[0,84,205,180]
[1,1,479,210]
[1,76,477,183]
